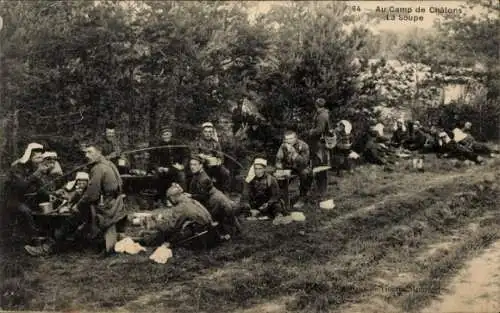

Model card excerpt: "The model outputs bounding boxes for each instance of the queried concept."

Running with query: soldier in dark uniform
[2,143,46,239]
[149,125,189,200]
[192,122,231,193]
[391,118,409,148]
[307,98,331,195]
[437,132,484,164]
[101,122,129,174]
[275,130,313,209]
[241,158,285,218]
[187,155,241,238]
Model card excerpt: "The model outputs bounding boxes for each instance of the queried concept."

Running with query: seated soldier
[149,125,188,200]
[187,154,241,238]
[437,131,484,164]
[53,172,90,212]
[192,122,231,193]
[241,158,286,218]
[454,122,499,157]
[275,130,313,209]
[390,118,409,148]
[130,142,150,176]
[407,121,437,153]
[146,183,215,247]
[333,120,354,175]
[38,151,64,193]
[363,128,395,165]
[101,122,130,174]
[25,143,127,256]
[2,143,46,239]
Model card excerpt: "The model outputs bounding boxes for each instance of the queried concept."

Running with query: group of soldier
[2,97,497,257]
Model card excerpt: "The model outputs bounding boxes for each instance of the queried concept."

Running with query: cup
[39,202,53,214]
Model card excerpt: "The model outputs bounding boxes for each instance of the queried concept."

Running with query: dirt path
[420,239,500,313]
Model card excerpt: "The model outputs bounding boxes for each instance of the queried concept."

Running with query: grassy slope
[0,155,499,313]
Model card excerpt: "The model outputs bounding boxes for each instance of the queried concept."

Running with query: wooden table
[32,211,73,237]
[120,174,158,193]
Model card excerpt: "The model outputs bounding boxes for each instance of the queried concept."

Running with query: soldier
[25,143,127,256]
[192,122,231,193]
[307,98,331,195]
[187,155,241,238]
[438,132,484,164]
[149,125,189,199]
[241,158,286,218]
[2,143,46,239]
[391,118,409,148]
[275,130,313,209]
[147,183,215,247]
[101,122,129,174]
[333,120,354,175]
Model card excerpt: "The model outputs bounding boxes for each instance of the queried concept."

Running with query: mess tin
[39,202,54,214]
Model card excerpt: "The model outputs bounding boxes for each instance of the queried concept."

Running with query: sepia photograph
[0,0,499,312]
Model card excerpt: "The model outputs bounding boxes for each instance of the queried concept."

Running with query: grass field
[1,155,499,313]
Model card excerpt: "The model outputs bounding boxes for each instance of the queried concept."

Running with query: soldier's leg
[298,167,313,198]
[216,165,231,192]
[312,153,328,195]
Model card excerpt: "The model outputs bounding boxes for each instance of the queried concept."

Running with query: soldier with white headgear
[192,122,231,193]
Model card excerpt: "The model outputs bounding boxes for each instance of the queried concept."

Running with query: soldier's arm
[267,177,281,205]
[275,145,284,168]
[309,112,328,137]
[292,142,310,168]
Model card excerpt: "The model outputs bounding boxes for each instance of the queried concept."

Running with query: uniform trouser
[312,147,328,195]
[206,165,231,192]
[332,148,352,174]
[251,200,286,218]
[292,167,313,198]
[157,167,186,200]
[469,142,495,155]
[14,202,39,237]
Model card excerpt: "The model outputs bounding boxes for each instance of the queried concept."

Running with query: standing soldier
[307,98,331,196]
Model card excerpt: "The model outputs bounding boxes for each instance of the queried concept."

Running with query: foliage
[0,1,381,167]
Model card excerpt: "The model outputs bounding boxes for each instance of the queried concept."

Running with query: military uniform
[309,107,331,194]
[276,139,313,198]
[81,158,126,232]
[149,138,189,196]
[188,169,240,236]
[3,162,45,236]
[243,173,284,218]
[192,137,231,192]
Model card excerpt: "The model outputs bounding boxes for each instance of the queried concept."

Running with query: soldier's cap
[315,98,326,107]
[253,158,268,167]
[42,151,58,160]
[190,154,205,163]
[201,122,214,129]
[75,171,89,181]
[167,183,184,197]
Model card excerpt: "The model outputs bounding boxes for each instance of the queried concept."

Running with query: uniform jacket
[192,137,224,160]
[82,158,125,229]
[276,139,311,171]
[149,138,189,170]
